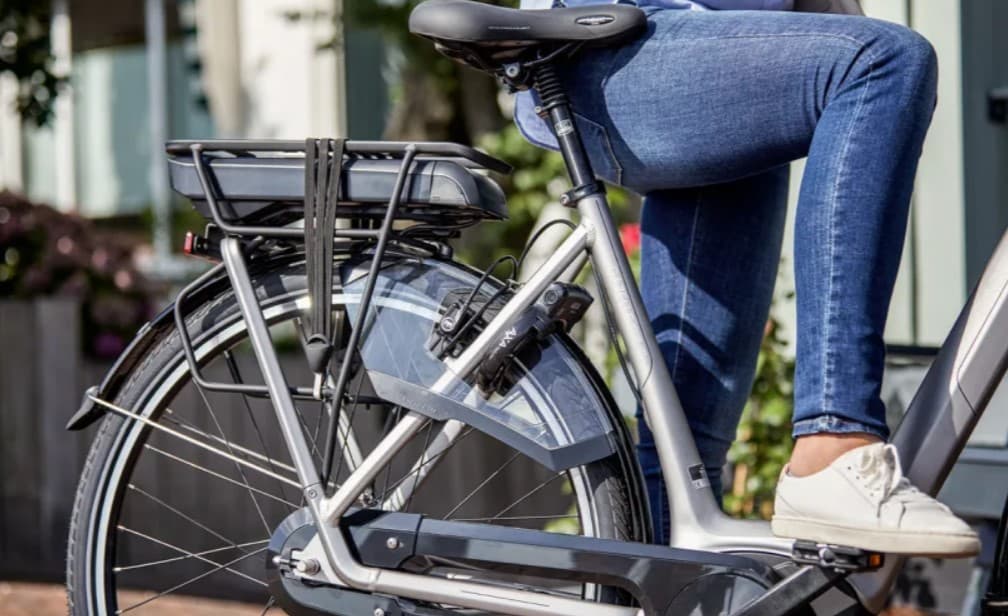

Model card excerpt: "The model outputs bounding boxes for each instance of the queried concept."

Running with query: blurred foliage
[465,125,634,270]
[0,0,62,126]
[723,311,796,519]
[0,192,155,358]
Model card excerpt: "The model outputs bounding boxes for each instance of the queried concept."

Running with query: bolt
[374,609,386,616]
[504,63,521,78]
[386,536,400,550]
[295,558,320,575]
[305,488,318,499]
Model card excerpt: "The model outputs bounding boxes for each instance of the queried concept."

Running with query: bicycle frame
[210,70,1008,615]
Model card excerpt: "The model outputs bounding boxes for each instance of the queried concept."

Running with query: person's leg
[636,166,789,544]
[562,8,976,553]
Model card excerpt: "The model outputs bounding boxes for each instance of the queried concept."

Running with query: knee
[866,23,938,107]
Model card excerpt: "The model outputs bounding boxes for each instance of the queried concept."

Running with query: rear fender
[340,257,624,472]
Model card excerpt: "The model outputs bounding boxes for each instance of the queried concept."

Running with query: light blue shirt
[514,0,795,149]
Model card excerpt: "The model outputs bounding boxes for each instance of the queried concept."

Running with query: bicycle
[65,1,1008,614]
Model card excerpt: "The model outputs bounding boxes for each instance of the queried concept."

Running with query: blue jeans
[559,8,938,542]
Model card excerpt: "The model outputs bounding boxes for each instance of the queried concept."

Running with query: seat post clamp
[559,181,605,207]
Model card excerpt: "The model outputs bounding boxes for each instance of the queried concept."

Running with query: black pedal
[475,282,593,394]
[791,540,884,573]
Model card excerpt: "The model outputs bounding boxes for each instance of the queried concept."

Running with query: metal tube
[220,237,321,491]
[321,146,417,482]
[321,411,428,524]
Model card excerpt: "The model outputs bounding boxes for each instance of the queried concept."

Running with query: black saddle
[409,0,645,71]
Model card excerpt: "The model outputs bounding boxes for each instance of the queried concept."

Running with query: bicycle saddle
[409,0,646,68]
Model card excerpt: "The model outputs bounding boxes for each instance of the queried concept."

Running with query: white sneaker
[771,442,979,557]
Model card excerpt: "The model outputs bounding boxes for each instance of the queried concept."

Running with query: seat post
[533,64,604,202]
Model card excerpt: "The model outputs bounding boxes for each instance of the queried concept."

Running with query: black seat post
[533,64,604,202]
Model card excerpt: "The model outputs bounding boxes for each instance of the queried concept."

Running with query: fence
[0,299,567,596]
[0,299,103,582]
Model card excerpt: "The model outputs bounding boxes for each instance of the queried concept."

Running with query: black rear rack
[170,138,513,483]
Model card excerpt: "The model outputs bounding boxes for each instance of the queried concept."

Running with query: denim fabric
[551,8,938,542]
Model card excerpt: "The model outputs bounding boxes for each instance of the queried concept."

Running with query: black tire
[67,258,644,614]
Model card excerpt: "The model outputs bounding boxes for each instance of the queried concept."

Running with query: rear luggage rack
[169,138,512,483]
[167,139,512,240]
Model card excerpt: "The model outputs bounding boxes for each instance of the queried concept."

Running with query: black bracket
[560,180,605,207]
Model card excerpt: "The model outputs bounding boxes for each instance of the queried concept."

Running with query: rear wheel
[67,259,644,615]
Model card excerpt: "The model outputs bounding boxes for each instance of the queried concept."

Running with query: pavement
[0,582,264,615]
[0,581,945,615]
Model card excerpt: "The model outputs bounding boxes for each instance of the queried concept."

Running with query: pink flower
[619,223,641,256]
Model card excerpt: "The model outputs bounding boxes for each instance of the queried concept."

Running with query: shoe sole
[771,516,980,558]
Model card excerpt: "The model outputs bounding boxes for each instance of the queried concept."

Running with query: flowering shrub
[0,191,154,358]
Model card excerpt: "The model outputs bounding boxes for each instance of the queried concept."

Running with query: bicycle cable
[515,217,644,406]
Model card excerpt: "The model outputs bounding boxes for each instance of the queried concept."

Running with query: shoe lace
[857,444,923,511]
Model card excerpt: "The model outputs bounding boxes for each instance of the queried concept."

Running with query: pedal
[791,540,884,573]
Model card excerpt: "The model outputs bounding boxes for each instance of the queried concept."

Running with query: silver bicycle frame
[218,142,1008,614]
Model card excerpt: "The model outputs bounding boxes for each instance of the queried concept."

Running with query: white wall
[234,0,345,139]
[0,74,24,193]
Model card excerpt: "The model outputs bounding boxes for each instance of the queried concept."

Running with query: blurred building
[0,0,388,264]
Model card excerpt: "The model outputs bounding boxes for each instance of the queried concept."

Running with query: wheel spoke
[161,409,298,476]
[192,382,272,534]
[127,483,249,551]
[116,525,266,587]
[329,362,369,486]
[89,395,300,488]
[113,539,268,572]
[223,349,296,504]
[379,426,475,507]
[144,444,299,508]
[115,547,268,614]
[384,419,471,510]
[488,473,566,522]
[442,449,521,520]
[403,420,436,512]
